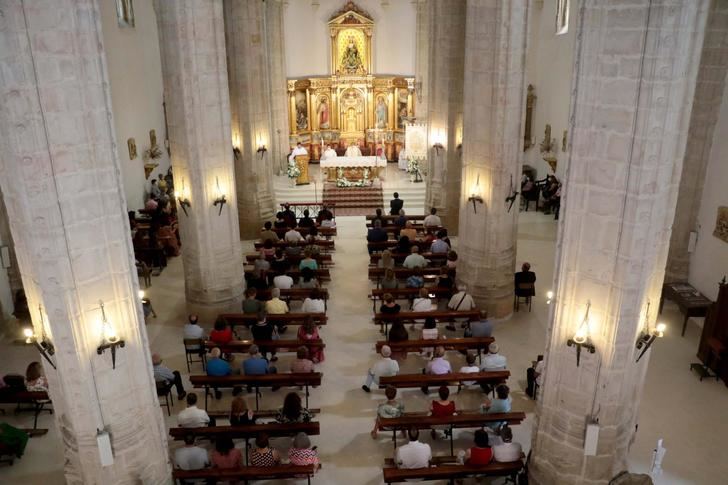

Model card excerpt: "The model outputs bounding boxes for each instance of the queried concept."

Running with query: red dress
[466,446,493,465]
[210,327,233,345]
[431,400,455,417]
[297,326,325,363]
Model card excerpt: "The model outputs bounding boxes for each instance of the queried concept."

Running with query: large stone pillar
[0,1,170,483]
[413,0,430,119]
[665,0,728,282]
[155,0,245,305]
[424,0,466,234]
[530,1,708,483]
[224,0,284,238]
[456,0,529,317]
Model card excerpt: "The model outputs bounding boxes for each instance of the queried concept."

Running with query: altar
[320,155,386,182]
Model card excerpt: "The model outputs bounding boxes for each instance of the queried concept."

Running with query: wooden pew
[373,310,480,335]
[0,390,53,430]
[251,288,329,310]
[190,373,322,410]
[169,421,319,442]
[369,252,448,265]
[370,287,453,312]
[379,371,509,392]
[366,214,427,222]
[368,240,432,251]
[375,337,494,362]
[378,411,526,453]
[244,267,331,282]
[204,339,325,355]
[219,313,327,333]
[273,226,337,238]
[206,408,321,421]
[368,267,446,287]
[254,239,335,251]
[172,465,316,485]
[245,252,333,266]
[382,458,523,484]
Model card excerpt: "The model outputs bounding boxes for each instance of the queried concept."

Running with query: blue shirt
[206,358,232,377]
[243,356,269,375]
[430,239,449,253]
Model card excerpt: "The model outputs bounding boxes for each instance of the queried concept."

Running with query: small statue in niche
[341,39,363,74]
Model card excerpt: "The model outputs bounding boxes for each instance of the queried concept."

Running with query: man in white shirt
[284,228,304,243]
[423,207,442,228]
[174,434,209,471]
[177,393,212,428]
[289,142,308,163]
[301,289,326,313]
[362,345,399,392]
[481,343,507,370]
[321,144,338,161]
[183,314,204,340]
[344,140,362,157]
[447,285,477,331]
[402,246,428,269]
[458,353,480,387]
[493,425,523,462]
[426,346,452,375]
[273,274,294,290]
[395,428,431,470]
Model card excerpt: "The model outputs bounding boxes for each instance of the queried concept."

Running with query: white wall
[284,0,416,78]
[99,0,170,211]
[523,0,577,181]
[689,81,728,301]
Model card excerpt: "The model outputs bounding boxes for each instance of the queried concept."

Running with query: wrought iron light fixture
[21,305,56,369]
[635,302,666,362]
[96,301,125,369]
[567,300,596,366]
[468,174,484,213]
[213,176,227,216]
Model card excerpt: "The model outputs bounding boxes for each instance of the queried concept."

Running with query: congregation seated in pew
[276,392,312,424]
[297,318,324,363]
[362,345,399,393]
[371,386,404,439]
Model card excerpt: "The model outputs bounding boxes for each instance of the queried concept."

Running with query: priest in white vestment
[344,141,362,157]
[321,144,338,161]
[289,142,308,163]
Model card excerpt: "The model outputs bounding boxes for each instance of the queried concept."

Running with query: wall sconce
[175,185,191,217]
[635,323,666,362]
[546,291,554,305]
[232,146,241,160]
[468,174,484,213]
[232,132,241,160]
[432,142,444,155]
[96,301,125,369]
[21,306,56,369]
[566,300,596,366]
[257,145,268,157]
[212,176,227,216]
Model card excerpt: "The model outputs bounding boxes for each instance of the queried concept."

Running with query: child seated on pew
[371,386,404,439]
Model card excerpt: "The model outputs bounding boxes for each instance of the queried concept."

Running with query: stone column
[0,1,170,483]
[456,0,529,317]
[413,0,430,119]
[224,0,284,238]
[530,2,708,483]
[665,0,728,282]
[424,0,466,233]
[155,0,245,305]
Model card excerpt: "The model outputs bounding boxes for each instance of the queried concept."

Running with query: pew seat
[379,371,509,391]
[375,337,494,361]
[218,313,327,332]
[370,287,453,312]
[382,458,523,483]
[172,465,316,485]
[190,373,322,410]
[204,339,325,354]
[0,390,53,429]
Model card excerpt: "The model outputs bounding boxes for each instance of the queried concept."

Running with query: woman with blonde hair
[378,249,395,269]
[381,267,398,290]
[229,397,256,426]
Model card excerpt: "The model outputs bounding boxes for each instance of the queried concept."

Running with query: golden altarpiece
[287,2,415,162]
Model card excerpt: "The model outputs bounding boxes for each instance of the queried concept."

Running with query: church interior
[0,1,727,484]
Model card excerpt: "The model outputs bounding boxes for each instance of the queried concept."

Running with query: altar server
[345,140,362,157]
[289,142,308,163]
[322,144,338,161]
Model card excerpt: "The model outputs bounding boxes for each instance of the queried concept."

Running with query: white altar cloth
[320,156,387,168]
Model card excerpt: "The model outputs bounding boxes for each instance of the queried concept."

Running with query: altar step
[323,184,384,216]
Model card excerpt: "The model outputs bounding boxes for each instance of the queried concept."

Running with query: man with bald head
[152,352,186,400]
[362,345,400,393]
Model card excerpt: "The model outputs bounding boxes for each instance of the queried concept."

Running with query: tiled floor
[1,209,727,484]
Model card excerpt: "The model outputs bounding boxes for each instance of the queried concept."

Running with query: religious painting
[375,95,387,129]
[714,206,728,244]
[317,96,330,129]
[116,0,135,28]
[397,89,409,129]
[295,91,308,131]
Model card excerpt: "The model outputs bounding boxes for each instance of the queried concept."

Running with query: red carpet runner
[323,181,384,216]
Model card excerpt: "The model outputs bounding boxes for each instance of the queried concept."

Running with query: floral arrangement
[335,167,371,187]
[287,160,301,179]
[407,158,422,175]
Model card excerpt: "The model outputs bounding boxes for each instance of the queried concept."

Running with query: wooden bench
[0,391,53,430]
[252,288,330,310]
[370,252,448,265]
[368,240,432,250]
[382,458,523,483]
[366,215,427,222]
[254,239,335,251]
[273,226,337,238]
[379,371,509,392]
[375,337,494,362]
[373,310,480,335]
[172,465,316,485]
[190,373,322,410]
[218,313,327,333]
[368,267,447,287]
[370,287,453,312]
[206,408,321,421]
[245,252,333,265]
[378,411,526,454]
[245,267,331,282]
[204,339,325,355]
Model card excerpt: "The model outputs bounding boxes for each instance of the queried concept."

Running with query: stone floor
[0,209,727,484]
